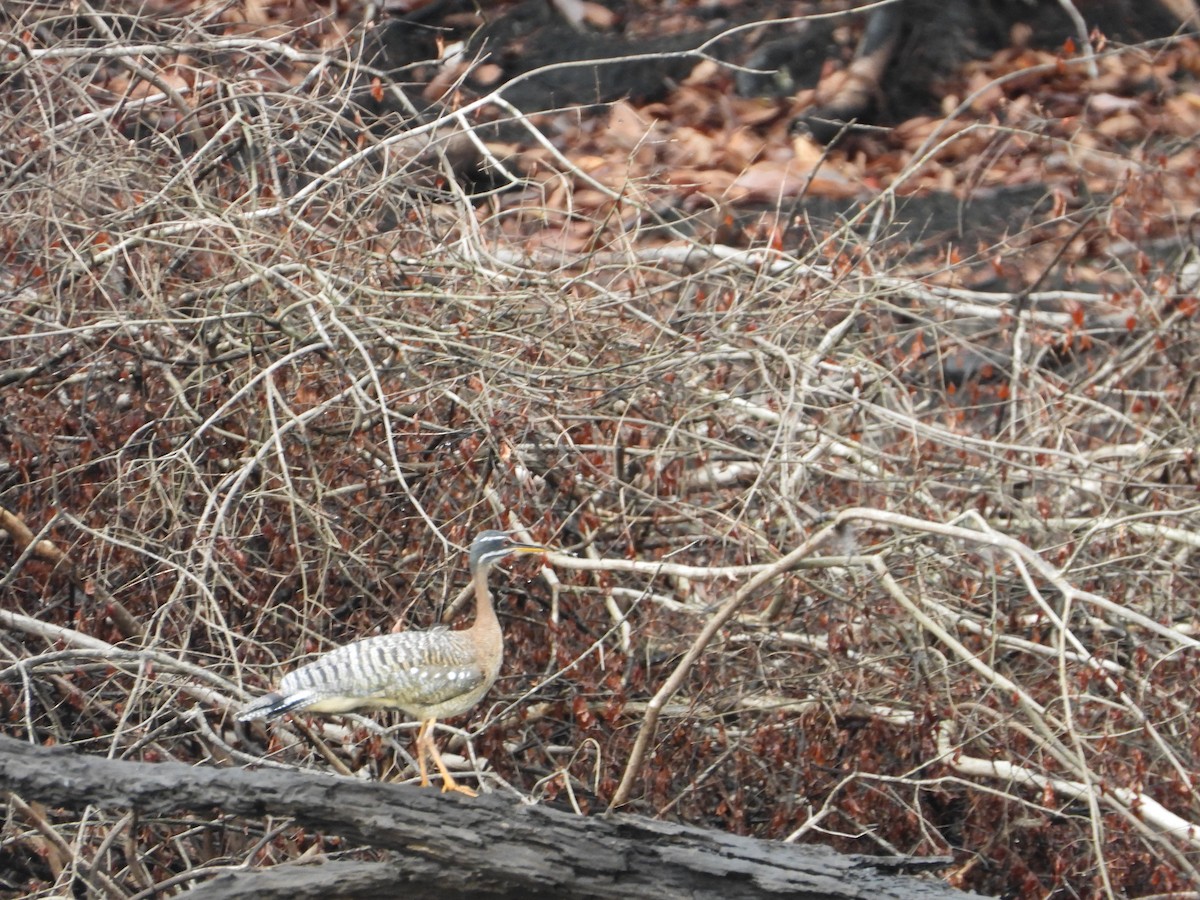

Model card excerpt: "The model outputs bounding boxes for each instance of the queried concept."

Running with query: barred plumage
[239,628,488,721]
[238,530,552,795]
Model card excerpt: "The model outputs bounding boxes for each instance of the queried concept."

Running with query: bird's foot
[439,775,478,797]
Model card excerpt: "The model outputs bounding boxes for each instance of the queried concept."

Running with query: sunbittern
[237,530,551,795]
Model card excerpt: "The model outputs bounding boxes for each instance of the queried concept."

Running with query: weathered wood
[0,735,987,899]
[182,859,446,900]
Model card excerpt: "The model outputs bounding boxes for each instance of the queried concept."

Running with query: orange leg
[415,718,433,788]
[416,717,477,797]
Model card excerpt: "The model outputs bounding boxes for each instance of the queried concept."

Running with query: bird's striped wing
[277,630,486,713]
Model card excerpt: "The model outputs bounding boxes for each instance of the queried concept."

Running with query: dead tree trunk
[0,734,986,900]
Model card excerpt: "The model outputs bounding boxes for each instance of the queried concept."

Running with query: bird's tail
[236,690,313,722]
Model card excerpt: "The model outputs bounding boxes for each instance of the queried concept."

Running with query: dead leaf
[729,158,859,201]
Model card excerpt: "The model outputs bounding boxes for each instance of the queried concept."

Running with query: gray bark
[0,735,988,899]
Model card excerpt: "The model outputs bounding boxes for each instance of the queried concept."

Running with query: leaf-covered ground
[2,0,1199,896]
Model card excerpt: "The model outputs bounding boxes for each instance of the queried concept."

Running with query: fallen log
[0,735,986,899]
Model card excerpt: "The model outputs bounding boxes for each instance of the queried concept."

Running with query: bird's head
[469,530,551,572]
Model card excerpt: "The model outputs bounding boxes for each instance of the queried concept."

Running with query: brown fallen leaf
[729,158,860,201]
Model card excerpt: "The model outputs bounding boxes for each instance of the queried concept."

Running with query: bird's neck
[470,565,501,636]
[469,564,503,674]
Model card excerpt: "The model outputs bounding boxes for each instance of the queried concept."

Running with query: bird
[237,530,552,796]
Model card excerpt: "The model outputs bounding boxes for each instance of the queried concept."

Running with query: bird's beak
[509,538,552,556]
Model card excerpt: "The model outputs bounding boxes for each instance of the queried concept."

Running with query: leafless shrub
[1,1,1199,897]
